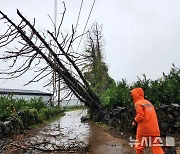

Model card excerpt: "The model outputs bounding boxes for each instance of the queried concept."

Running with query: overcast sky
[0,0,180,92]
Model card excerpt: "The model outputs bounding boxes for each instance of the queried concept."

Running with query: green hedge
[0,96,63,128]
[100,65,180,108]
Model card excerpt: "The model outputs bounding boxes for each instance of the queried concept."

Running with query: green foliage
[0,96,63,130]
[18,107,37,127]
[100,84,117,108]
[101,80,131,108]
[148,66,180,105]
[0,96,46,121]
[51,107,63,116]
[39,108,51,120]
[84,62,115,96]
[83,22,115,96]
[0,95,17,121]
[29,108,39,123]
[62,105,84,111]
[100,65,180,108]
[131,66,180,106]
[38,107,62,121]
[13,98,28,111]
[27,97,45,111]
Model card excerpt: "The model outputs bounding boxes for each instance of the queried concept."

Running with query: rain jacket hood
[131,88,144,103]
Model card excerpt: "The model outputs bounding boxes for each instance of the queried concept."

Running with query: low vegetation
[0,96,63,127]
[100,65,180,108]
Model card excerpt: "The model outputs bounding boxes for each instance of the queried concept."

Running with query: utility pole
[54,0,61,106]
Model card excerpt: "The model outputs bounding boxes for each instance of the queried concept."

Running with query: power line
[76,0,96,53]
[54,0,57,36]
[69,0,84,54]
[75,0,84,31]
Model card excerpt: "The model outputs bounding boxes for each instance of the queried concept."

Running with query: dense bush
[18,107,39,128]
[0,96,47,121]
[101,80,131,108]
[0,96,63,127]
[132,66,180,106]
[28,97,46,111]
[39,108,51,120]
[0,95,17,121]
[100,65,180,108]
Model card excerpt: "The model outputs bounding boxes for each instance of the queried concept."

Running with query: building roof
[0,88,53,96]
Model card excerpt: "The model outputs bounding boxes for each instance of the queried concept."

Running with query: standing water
[5,110,134,153]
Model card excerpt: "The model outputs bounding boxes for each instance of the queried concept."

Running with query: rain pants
[131,88,164,154]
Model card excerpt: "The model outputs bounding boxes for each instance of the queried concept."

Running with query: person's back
[131,87,164,154]
[135,99,160,137]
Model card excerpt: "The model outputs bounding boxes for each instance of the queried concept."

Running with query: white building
[0,88,52,103]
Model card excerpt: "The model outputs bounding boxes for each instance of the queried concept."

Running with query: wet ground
[30,109,134,153]
[88,124,133,154]
[2,110,135,153]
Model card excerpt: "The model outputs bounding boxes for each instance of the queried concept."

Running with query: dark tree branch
[0,9,101,109]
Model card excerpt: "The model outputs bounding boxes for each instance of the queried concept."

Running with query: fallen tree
[0,7,101,110]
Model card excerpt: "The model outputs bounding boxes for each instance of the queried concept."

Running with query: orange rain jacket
[131,88,160,136]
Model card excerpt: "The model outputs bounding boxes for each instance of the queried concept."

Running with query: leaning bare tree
[0,6,101,109]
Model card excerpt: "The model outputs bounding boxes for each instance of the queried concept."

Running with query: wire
[75,0,84,32]
[69,0,84,56]
[54,0,57,36]
[76,0,96,53]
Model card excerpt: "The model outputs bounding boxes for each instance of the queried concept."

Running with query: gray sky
[0,0,180,92]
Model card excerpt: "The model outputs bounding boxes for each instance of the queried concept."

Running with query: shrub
[101,80,131,108]
[28,97,46,111]
[101,84,117,108]
[39,108,51,120]
[51,107,62,116]
[17,107,35,128]
[0,95,17,121]
[29,108,39,124]
[131,66,180,106]
[13,98,28,111]
[100,65,180,108]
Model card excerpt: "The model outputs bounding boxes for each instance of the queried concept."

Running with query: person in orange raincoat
[131,87,164,154]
